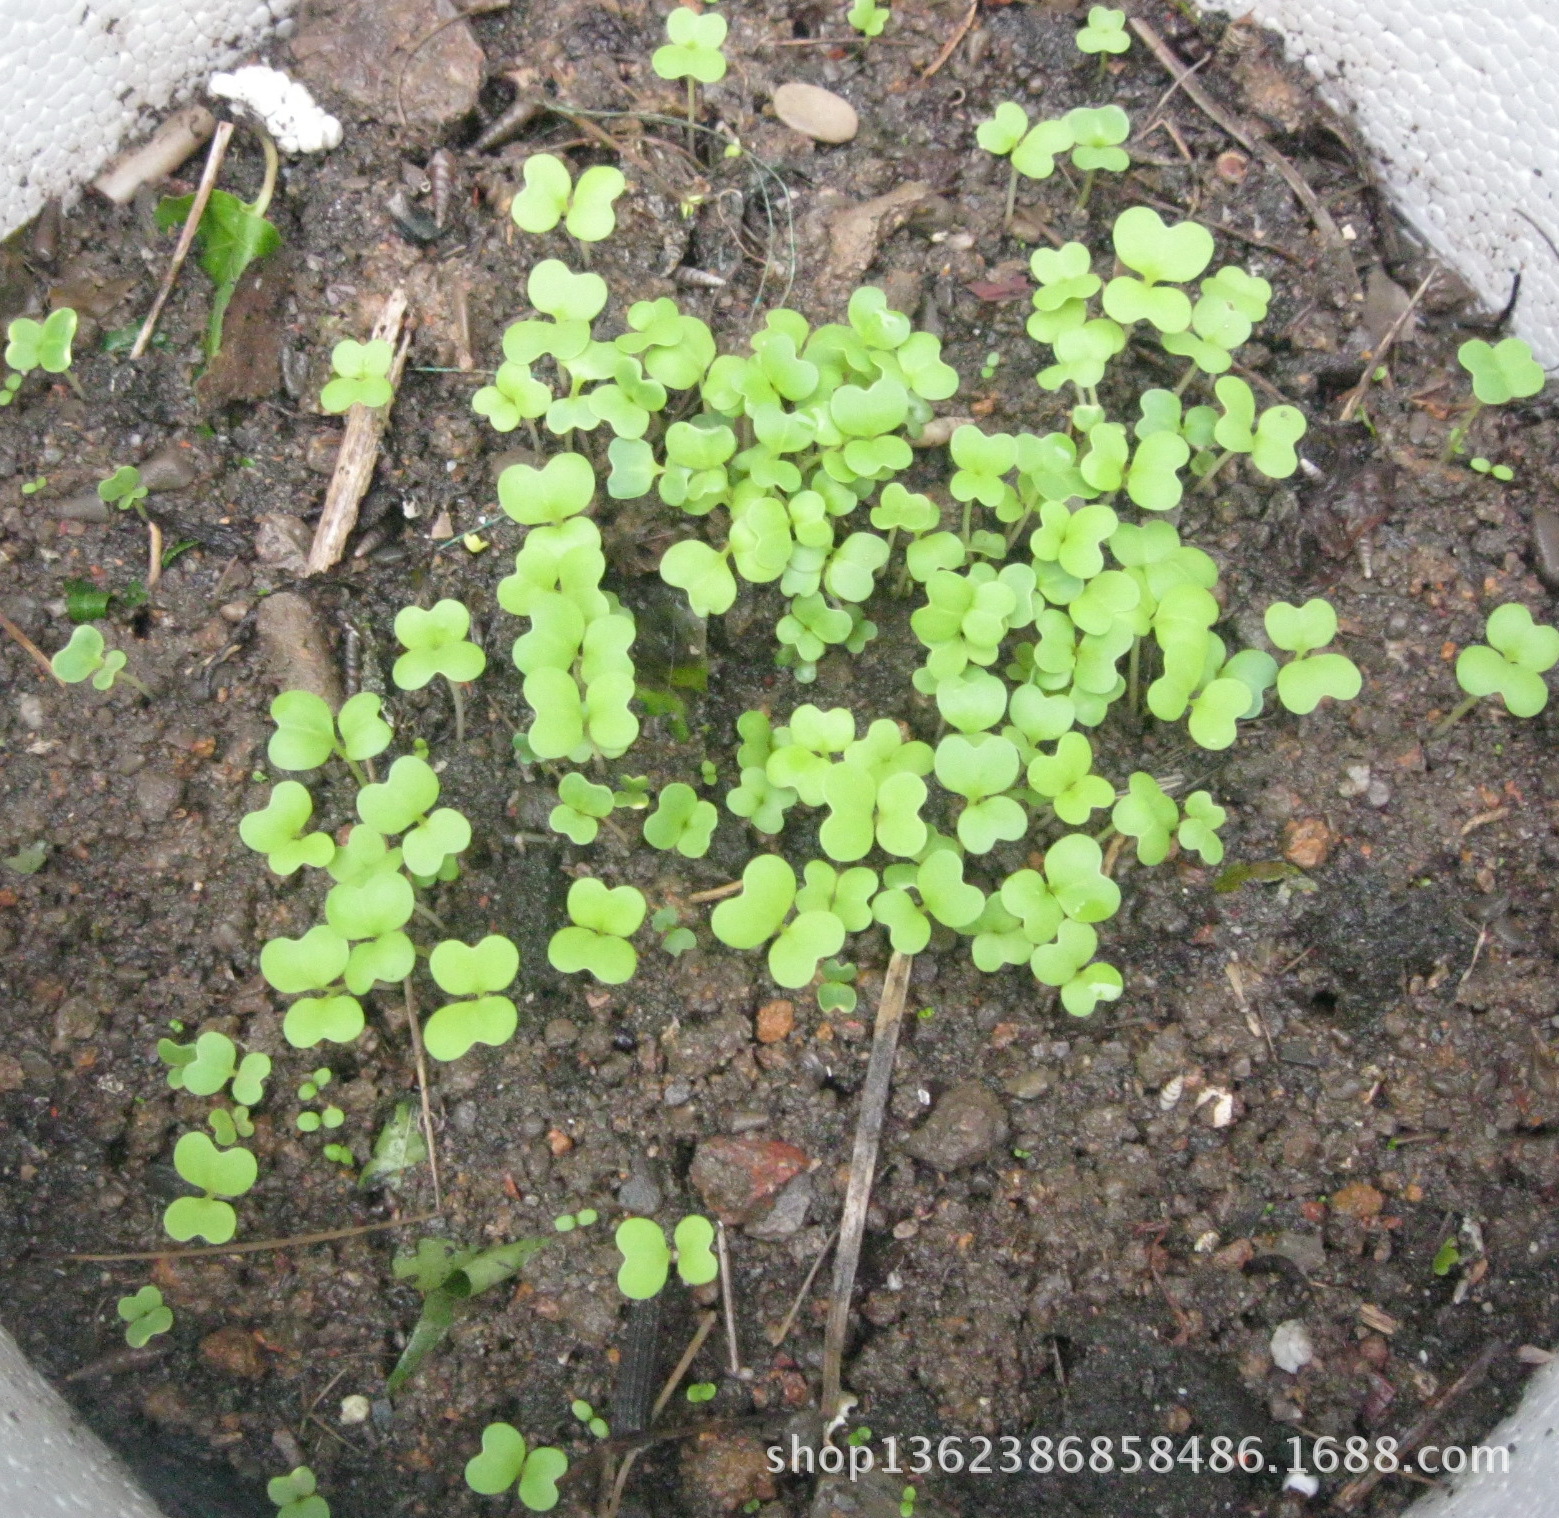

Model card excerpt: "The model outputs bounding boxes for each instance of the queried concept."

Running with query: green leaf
[155,188,280,290]
[466,1423,529,1495]
[358,1100,429,1189]
[711,854,796,948]
[511,153,572,233]
[616,1216,672,1298]
[1457,337,1545,405]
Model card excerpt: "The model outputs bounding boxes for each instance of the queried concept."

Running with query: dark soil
[3,3,1558,1518]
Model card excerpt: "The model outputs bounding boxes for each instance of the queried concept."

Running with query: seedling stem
[1429,691,1482,739]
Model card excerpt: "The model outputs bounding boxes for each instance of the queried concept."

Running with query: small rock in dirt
[618,1169,662,1216]
[745,1172,811,1241]
[53,998,100,1042]
[729,1109,769,1134]
[134,769,183,823]
[543,1017,578,1048]
[304,431,342,474]
[826,181,932,293]
[253,513,313,574]
[137,445,198,493]
[339,1394,371,1425]
[199,1326,268,1379]
[256,591,343,706]
[1135,1026,1187,1087]
[17,694,44,731]
[1270,1319,1315,1374]
[663,1078,693,1107]
[689,1134,809,1224]
[666,1010,749,1079]
[772,81,859,144]
[1329,1181,1384,1220]
[1532,506,1559,591]
[52,491,110,523]
[679,1431,777,1512]
[1283,817,1332,869]
[0,1054,24,1091]
[451,1100,477,1134]
[1003,1068,1052,1100]
[755,999,794,1044]
[902,1081,1008,1171]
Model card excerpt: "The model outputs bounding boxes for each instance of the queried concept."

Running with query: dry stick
[820,949,913,1423]
[716,1219,740,1375]
[306,290,410,575]
[131,121,234,360]
[62,1211,442,1263]
[1130,53,1209,144]
[768,1225,839,1347]
[145,518,165,592]
[921,0,979,80]
[402,975,445,1212]
[0,608,64,684]
[1338,269,1436,421]
[1334,1339,1506,1511]
[1128,17,1356,290]
[687,880,742,904]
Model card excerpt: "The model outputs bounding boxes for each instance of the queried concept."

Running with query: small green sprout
[158,1030,270,1103]
[846,1426,873,1446]
[98,464,149,517]
[1264,599,1362,714]
[268,1466,330,1518]
[1103,207,1214,334]
[1431,1238,1461,1277]
[935,733,1028,849]
[817,958,858,1014]
[643,781,719,857]
[1457,337,1544,405]
[1177,791,1227,865]
[51,624,150,696]
[1111,772,1177,865]
[554,1208,599,1232]
[1469,457,1514,481]
[19,474,46,494]
[653,6,729,85]
[1435,602,1559,732]
[320,339,394,413]
[117,1285,173,1347]
[1076,5,1129,54]
[267,689,392,772]
[1064,104,1130,174]
[260,924,364,1048]
[425,935,520,1061]
[549,877,647,983]
[3,308,77,404]
[241,781,335,875]
[498,449,598,527]
[322,1142,354,1165]
[357,755,471,876]
[614,1213,718,1299]
[163,1130,258,1244]
[1208,375,1307,480]
[296,1105,343,1134]
[847,0,889,36]
[550,772,616,844]
[571,1398,610,1437]
[900,1484,918,1517]
[686,1381,717,1404]
[976,101,1032,157]
[1026,731,1114,828]
[393,599,487,689]
[464,1424,569,1510]
[511,153,627,242]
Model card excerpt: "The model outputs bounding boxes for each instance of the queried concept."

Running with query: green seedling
[934,733,1028,850]
[550,772,615,844]
[117,1285,173,1347]
[510,153,627,241]
[1447,337,1545,457]
[554,1208,600,1232]
[686,1382,717,1404]
[267,1466,330,1518]
[1102,207,1214,334]
[1469,457,1514,481]
[1435,601,1559,732]
[240,780,335,875]
[901,1484,918,1517]
[1177,790,1227,864]
[323,1143,354,1165]
[359,1100,428,1190]
[1111,772,1178,865]
[1026,731,1114,827]
[464,1423,569,1510]
[653,5,728,129]
[1431,1238,1460,1278]
[473,358,551,432]
[98,464,149,517]
[158,1030,270,1104]
[358,755,472,877]
[50,624,151,697]
[2,308,78,404]
[296,1105,343,1134]
[1076,5,1129,53]
[498,449,598,527]
[847,0,889,37]
[614,1213,719,1300]
[643,781,718,857]
[652,905,697,957]
[1207,375,1307,481]
[1064,105,1130,203]
[549,877,647,983]
[163,1129,258,1244]
[426,935,520,1061]
[817,957,858,1014]
[571,1399,610,1437]
[976,102,1031,158]
[267,689,391,772]
[260,924,364,1048]
[393,599,487,689]
[1264,599,1362,714]
[710,854,849,987]
[320,339,394,412]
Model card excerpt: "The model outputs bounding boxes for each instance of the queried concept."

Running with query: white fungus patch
[208,64,341,154]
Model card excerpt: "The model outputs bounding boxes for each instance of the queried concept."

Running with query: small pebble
[618,1171,662,1215]
[772,81,859,144]
[339,1394,371,1425]
[663,1079,693,1107]
[1531,506,1559,592]
[52,491,110,523]
[543,1017,578,1048]
[1271,1319,1315,1374]
[17,695,44,731]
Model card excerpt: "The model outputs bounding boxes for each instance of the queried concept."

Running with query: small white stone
[339,1393,371,1425]
[1283,1470,1320,1498]
[1271,1319,1315,1374]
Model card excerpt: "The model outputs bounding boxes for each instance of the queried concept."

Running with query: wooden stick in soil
[922,0,979,80]
[820,949,913,1423]
[130,121,234,360]
[0,608,64,684]
[1338,269,1436,421]
[767,1225,838,1347]
[716,1219,740,1375]
[61,1210,442,1263]
[402,975,444,1212]
[305,288,411,576]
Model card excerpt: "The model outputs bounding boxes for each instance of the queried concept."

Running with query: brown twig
[60,1210,442,1263]
[145,518,164,592]
[305,289,410,575]
[687,880,742,904]
[921,0,978,80]
[821,949,913,1422]
[767,1225,838,1347]
[1131,53,1210,143]
[716,1219,740,1375]
[1339,269,1436,420]
[402,975,444,1212]
[1334,1339,1506,1510]
[131,120,234,360]
[0,608,64,684]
